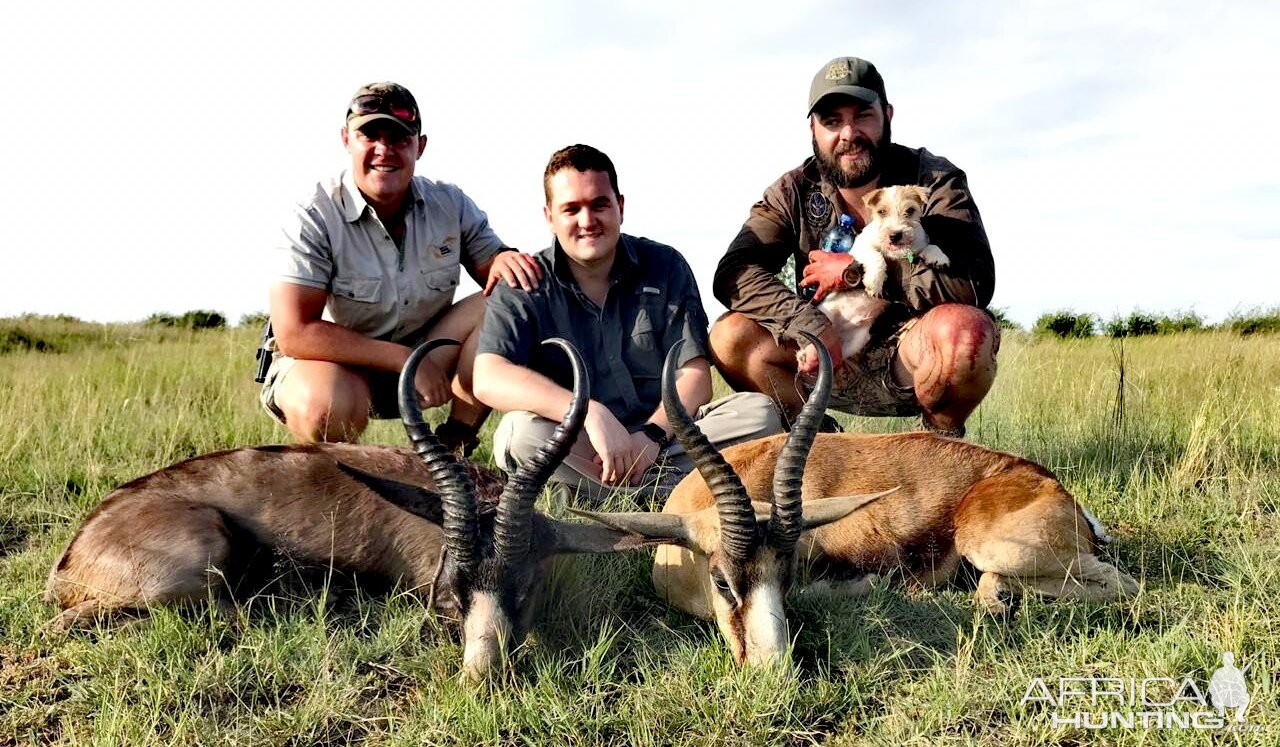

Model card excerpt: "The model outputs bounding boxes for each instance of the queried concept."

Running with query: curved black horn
[662,341,757,562]
[398,339,479,570]
[768,331,832,553]
[493,338,589,566]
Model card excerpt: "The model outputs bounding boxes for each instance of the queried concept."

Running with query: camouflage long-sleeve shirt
[712,145,994,343]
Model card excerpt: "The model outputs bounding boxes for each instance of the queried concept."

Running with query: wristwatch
[639,422,672,450]
[841,259,865,290]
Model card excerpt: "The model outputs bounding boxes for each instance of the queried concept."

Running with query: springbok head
[399,338,676,679]
[574,333,892,665]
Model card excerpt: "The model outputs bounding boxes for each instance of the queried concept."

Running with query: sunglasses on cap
[347,93,418,124]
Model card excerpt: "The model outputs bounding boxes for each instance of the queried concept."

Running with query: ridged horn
[398,339,479,570]
[493,338,589,566]
[767,331,832,553]
[662,341,757,562]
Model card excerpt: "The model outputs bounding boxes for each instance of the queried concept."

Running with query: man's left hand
[483,250,543,296]
[799,251,855,303]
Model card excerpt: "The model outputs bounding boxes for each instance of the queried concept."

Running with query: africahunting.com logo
[1020,651,1265,732]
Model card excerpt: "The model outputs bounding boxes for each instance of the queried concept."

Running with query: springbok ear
[335,461,443,523]
[562,509,696,552]
[800,487,899,530]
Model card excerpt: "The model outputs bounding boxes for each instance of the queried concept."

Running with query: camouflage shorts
[796,317,920,417]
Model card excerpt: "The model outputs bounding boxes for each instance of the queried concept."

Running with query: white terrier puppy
[800,185,950,366]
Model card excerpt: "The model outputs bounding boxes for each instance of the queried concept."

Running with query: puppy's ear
[905,185,932,207]
[863,188,885,209]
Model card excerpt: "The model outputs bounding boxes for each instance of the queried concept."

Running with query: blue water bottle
[801,214,855,301]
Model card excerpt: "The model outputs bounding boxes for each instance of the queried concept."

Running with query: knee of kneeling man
[923,305,999,357]
[715,391,785,437]
[289,389,367,429]
[709,312,759,353]
[746,392,786,436]
[492,410,549,471]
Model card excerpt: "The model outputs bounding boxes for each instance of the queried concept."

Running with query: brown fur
[43,444,457,630]
[655,431,1137,616]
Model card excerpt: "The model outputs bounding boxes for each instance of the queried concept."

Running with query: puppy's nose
[889,231,904,243]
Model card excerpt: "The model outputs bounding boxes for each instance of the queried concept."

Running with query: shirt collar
[548,234,638,290]
[337,170,425,224]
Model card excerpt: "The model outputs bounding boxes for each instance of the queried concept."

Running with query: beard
[813,118,892,189]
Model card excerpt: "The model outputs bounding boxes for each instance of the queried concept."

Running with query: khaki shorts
[797,315,920,417]
[258,354,405,425]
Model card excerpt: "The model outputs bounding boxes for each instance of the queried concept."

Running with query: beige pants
[493,392,783,506]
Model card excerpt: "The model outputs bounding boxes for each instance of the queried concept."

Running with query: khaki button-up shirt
[276,171,506,343]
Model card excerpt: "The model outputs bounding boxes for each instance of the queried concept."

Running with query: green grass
[2,325,1278,745]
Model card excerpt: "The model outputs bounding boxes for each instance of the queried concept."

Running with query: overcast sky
[2,0,1276,328]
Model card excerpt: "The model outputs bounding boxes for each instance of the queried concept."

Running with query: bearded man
[709,56,999,437]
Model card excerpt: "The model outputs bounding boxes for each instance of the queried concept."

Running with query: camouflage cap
[346,82,421,135]
[807,57,887,117]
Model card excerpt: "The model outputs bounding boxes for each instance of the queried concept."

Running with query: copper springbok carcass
[44,339,675,678]
[582,335,1139,665]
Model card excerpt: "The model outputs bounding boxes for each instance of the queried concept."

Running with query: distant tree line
[1024,307,1280,339]
[5,307,1280,357]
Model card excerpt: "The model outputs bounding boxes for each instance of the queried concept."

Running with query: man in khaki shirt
[261,82,541,451]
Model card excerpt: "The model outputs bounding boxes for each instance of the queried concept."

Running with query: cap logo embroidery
[826,61,851,81]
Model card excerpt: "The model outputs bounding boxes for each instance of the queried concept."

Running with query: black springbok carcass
[44,339,676,678]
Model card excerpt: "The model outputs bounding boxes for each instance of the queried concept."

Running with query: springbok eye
[710,571,733,598]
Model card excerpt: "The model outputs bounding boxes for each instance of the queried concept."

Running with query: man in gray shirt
[473,145,782,504]
[262,82,541,452]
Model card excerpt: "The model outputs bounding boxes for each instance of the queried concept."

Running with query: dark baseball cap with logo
[807,57,888,117]
[346,82,421,135]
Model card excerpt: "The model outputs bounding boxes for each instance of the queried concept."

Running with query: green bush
[0,327,55,354]
[987,307,1023,332]
[238,311,270,329]
[1155,310,1204,334]
[146,310,227,330]
[1222,307,1280,335]
[1033,310,1096,339]
[1105,312,1160,338]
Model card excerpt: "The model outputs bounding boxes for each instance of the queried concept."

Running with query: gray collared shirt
[478,234,711,429]
[275,171,506,342]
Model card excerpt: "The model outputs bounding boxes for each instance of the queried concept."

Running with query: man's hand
[624,432,662,486]
[797,323,845,375]
[798,251,856,303]
[483,250,543,296]
[583,402,648,486]
[413,355,452,408]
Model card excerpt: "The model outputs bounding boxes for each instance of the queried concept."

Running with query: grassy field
[1,318,1277,745]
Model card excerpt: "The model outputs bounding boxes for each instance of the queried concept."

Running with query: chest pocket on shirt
[626,300,667,380]
[422,266,460,293]
[333,276,383,303]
